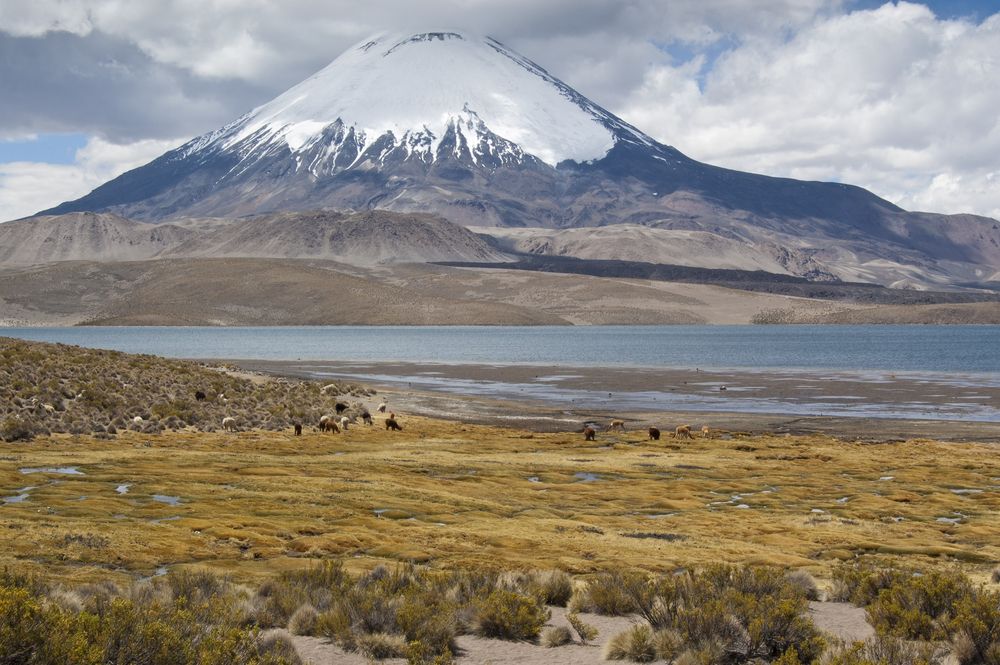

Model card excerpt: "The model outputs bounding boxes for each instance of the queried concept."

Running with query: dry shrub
[652,627,684,661]
[533,569,573,606]
[542,625,573,647]
[316,605,356,651]
[567,611,599,644]
[257,630,303,664]
[355,632,408,660]
[824,635,943,665]
[287,603,318,636]
[785,570,820,601]
[604,624,656,662]
[573,571,641,616]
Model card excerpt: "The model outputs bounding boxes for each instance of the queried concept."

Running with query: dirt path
[288,603,875,664]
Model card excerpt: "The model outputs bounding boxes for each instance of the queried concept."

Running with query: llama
[607,419,626,432]
[385,414,402,431]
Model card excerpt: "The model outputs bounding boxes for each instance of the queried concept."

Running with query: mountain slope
[0,212,191,267]
[164,210,509,265]
[36,31,1000,288]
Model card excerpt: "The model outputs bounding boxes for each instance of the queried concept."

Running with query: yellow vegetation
[1,418,998,586]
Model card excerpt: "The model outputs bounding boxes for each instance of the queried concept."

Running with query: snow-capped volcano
[215,31,642,168]
[40,30,1000,289]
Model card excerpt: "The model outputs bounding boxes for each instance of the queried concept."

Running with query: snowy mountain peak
[209,31,651,169]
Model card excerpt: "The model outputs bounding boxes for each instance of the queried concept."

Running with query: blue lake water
[3,325,1000,373]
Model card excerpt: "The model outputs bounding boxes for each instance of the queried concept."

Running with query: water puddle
[950,488,984,495]
[2,486,35,504]
[149,516,181,524]
[116,484,131,495]
[152,495,182,506]
[573,472,601,482]
[527,476,541,483]
[20,467,84,475]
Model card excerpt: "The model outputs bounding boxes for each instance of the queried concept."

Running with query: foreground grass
[1,419,998,585]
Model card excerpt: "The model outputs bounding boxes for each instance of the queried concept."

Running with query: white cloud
[0,137,181,222]
[617,2,1000,217]
[0,1,998,219]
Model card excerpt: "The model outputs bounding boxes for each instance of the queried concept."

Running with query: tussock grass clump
[571,570,642,615]
[355,632,408,660]
[785,570,820,601]
[604,624,656,662]
[287,603,319,636]
[542,625,573,647]
[991,568,1000,584]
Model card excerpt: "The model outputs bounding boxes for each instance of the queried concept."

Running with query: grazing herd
[217,398,402,436]
[206,385,704,444]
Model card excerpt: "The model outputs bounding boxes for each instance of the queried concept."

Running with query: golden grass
[2,418,998,586]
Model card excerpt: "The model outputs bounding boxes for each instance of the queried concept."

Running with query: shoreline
[232,359,1000,442]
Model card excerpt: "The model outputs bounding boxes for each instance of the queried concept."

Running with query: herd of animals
[203,394,403,435]
[584,420,712,441]
[192,385,708,441]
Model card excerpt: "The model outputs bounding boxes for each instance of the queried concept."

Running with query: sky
[1,0,999,222]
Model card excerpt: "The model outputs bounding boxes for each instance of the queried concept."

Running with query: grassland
[3,418,998,588]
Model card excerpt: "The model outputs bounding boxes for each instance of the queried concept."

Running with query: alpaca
[607,419,626,432]
[377,402,387,413]
[648,427,661,440]
[583,426,596,441]
[385,414,402,431]
[674,424,692,439]
[222,416,237,432]
[361,411,373,426]
[319,419,340,433]
[294,423,302,436]
[701,425,711,438]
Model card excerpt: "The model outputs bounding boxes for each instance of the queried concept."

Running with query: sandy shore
[233,360,1000,442]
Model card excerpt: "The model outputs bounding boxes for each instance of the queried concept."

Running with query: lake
[2,325,998,373]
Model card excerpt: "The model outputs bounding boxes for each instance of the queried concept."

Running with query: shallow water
[152,494,181,506]
[5,325,1000,372]
[20,467,84,475]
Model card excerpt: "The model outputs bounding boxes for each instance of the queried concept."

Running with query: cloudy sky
[1,0,998,222]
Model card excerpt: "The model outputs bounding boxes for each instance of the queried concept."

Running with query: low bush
[866,569,973,640]
[566,611,599,644]
[472,589,549,641]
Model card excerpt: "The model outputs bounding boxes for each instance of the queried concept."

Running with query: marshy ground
[3,417,998,587]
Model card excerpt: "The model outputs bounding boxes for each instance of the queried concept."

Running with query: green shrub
[867,570,973,640]
[831,564,910,606]
[472,589,549,641]
[950,590,1000,665]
